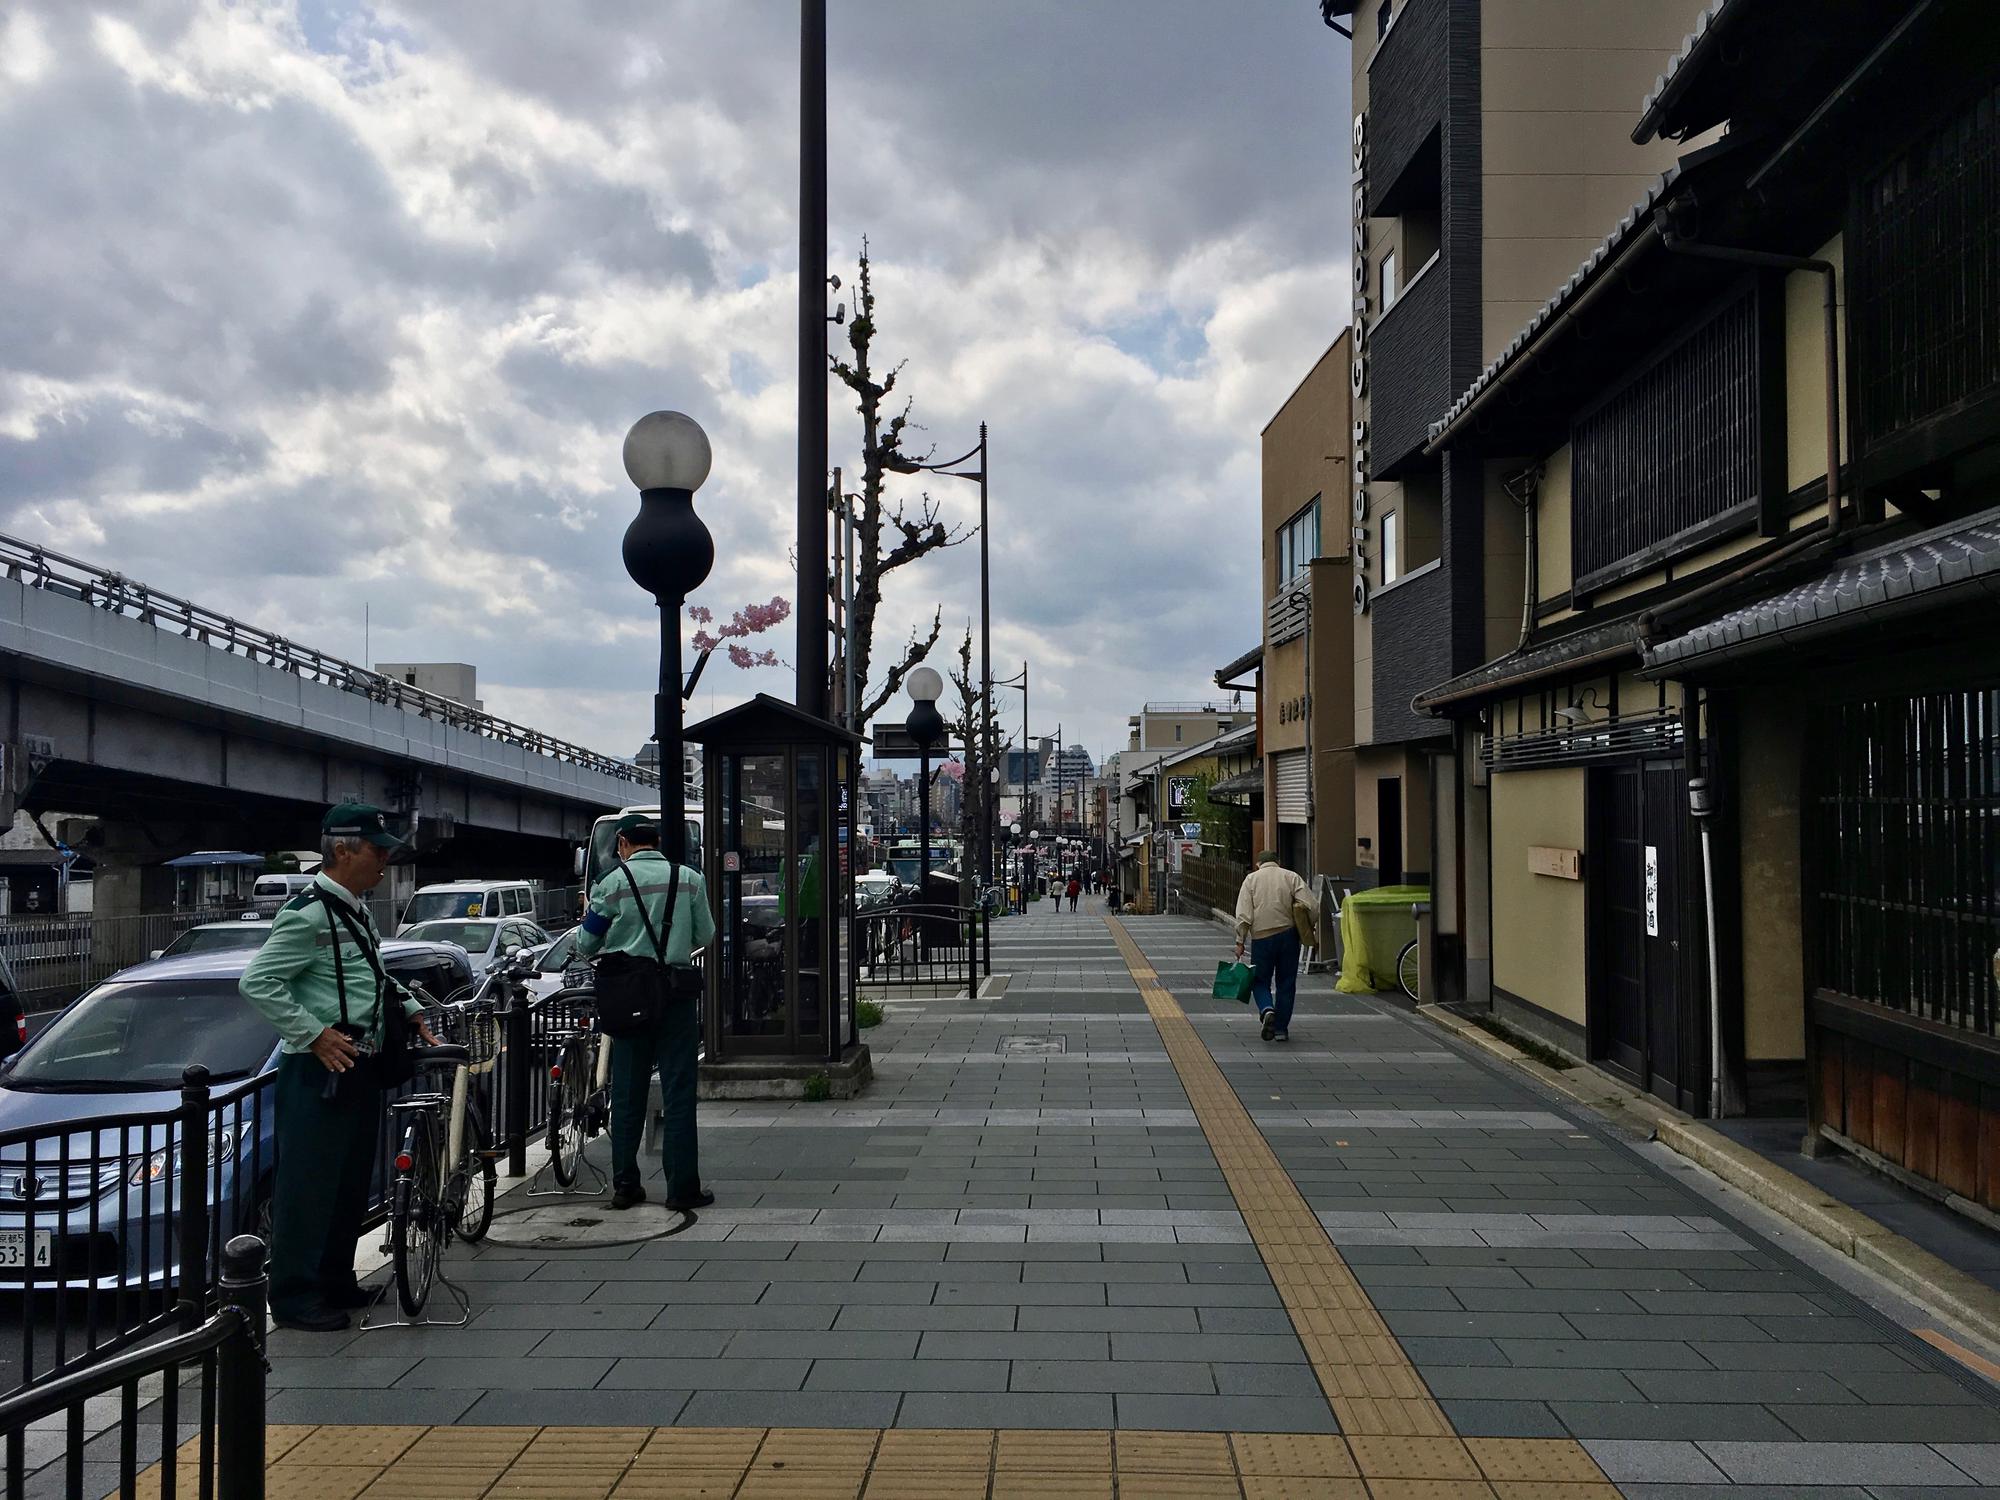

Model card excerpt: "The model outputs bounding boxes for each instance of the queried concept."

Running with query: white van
[250,873,316,916]
[398,880,539,934]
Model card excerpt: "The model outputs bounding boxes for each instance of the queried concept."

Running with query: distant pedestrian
[1066,874,1081,911]
[1232,851,1317,1043]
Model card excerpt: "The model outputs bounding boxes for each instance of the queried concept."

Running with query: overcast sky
[0,1,1351,770]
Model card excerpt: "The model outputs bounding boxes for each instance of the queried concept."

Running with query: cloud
[0,0,1351,769]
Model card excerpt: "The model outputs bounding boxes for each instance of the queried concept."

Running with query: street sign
[1168,776,1195,815]
[871,720,965,760]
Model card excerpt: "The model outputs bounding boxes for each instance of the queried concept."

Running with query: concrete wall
[1785,232,1850,494]
[1489,765,1587,1027]
[1737,692,1808,1063]
[1478,0,1717,365]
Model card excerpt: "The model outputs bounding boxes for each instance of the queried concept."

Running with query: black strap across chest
[617,858,681,965]
[314,888,392,1033]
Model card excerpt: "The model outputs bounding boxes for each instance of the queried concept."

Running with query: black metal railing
[1853,80,2000,459]
[0,1235,267,1500]
[1810,685,2000,1036]
[0,531,654,786]
[1573,281,1761,591]
[854,903,982,990]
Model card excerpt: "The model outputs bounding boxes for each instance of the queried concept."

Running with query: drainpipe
[1635,226,1846,646]
[1502,463,1544,652]
[1688,766,1728,1119]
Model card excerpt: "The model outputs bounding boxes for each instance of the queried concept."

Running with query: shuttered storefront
[1272,751,1310,826]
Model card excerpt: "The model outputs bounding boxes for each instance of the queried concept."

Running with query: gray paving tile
[894,1392,1115,1428]
[1113,1394,1339,1433]
[1582,1439,1728,1484]
[1699,1439,1977,1485]
[1211,1363,1325,1398]
[1434,1399,1569,1437]
[265,1357,418,1388]
[680,1391,900,1427]
[395,1357,615,1389]
[1010,1360,1216,1394]
[1775,1404,2000,1443]
[805,1359,1008,1391]
[266,1388,477,1425]
[1935,1444,2000,1483]
[1553,1401,1799,1441]
[600,1358,810,1390]
[918,1331,1111,1360]
[832,1305,1017,1332]
[726,1331,917,1360]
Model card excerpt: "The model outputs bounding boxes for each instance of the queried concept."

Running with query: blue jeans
[1250,928,1301,1032]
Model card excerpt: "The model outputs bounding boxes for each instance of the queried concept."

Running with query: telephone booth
[685,695,871,1095]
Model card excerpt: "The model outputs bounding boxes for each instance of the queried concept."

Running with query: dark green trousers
[271,1052,380,1318]
[610,996,701,1201]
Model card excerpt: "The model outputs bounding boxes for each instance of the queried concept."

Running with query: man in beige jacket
[1233,851,1316,1041]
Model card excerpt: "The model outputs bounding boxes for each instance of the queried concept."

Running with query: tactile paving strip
[137,1426,1624,1498]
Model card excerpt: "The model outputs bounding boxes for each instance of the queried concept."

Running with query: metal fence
[0,1236,267,1500]
[0,907,256,1007]
[854,903,983,990]
[0,1067,275,1399]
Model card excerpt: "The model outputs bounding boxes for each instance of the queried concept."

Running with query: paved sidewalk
[209,912,2000,1492]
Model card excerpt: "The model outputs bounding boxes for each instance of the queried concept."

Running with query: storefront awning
[1414,616,1643,713]
[1206,766,1263,804]
[1642,509,2000,675]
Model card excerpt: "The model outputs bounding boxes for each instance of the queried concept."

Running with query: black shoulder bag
[319,890,415,1091]
[593,860,684,1038]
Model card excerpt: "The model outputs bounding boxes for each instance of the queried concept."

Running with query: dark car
[0,939,471,1288]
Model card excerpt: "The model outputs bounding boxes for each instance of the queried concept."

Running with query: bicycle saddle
[413,1044,471,1066]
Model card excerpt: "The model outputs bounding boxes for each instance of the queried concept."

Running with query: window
[1382,511,1400,585]
[1275,498,1319,587]
[1174,726,1182,743]
[1376,0,1394,38]
[1380,250,1399,312]
[1573,282,1765,588]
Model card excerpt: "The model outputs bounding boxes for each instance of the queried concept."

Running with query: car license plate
[0,1230,53,1269]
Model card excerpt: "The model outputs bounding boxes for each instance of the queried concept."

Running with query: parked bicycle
[542,991,612,1187]
[385,1040,472,1317]
[1397,938,1421,1003]
[426,992,503,1243]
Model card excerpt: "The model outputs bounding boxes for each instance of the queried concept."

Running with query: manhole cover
[485,1202,680,1248]
[997,1035,1066,1055]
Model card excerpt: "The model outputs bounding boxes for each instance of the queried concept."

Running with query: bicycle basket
[427,1002,503,1069]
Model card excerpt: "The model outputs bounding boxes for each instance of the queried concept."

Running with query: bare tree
[947,626,1007,883]
[829,243,973,727]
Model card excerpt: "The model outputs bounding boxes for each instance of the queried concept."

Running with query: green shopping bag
[1212,961,1254,1003]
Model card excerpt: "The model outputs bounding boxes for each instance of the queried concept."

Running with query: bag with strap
[594,859,699,1037]
[318,890,415,1090]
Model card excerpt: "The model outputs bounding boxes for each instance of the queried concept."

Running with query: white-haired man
[240,802,429,1331]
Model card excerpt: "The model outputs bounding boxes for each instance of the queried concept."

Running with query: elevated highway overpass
[0,534,657,930]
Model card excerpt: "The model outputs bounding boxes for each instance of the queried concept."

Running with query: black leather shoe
[610,1183,648,1211]
[326,1284,380,1310]
[272,1307,351,1333]
[665,1189,715,1211]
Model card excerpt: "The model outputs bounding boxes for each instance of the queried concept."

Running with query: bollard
[215,1234,267,1500]
[503,998,531,1178]
[177,1065,212,1331]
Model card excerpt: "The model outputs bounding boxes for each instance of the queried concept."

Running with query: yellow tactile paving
[127,1423,1623,1499]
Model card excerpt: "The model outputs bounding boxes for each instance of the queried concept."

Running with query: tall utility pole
[795,0,829,720]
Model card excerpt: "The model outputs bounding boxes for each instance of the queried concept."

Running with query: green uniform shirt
[575,850,715,965]
[238,873,421,1052]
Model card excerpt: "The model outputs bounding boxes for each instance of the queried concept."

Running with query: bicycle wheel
[1396,939,1421,1003]
[546,1038,589,1186]
[453,1098,497,1242]
[391,1123,441,1317]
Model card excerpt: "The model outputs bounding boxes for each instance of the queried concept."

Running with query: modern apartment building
[1259,334,1356,882]
[1320,0,1713,959]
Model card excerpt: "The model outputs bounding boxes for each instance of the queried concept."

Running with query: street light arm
[881,437,985,479]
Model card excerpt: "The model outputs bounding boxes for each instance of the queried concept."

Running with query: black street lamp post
[883,427,990,891]
[621,411,715,866]
[905,666,945,907]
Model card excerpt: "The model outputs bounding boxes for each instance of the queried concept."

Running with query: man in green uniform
[575,814,715,1211]
[239,803,429,1331]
